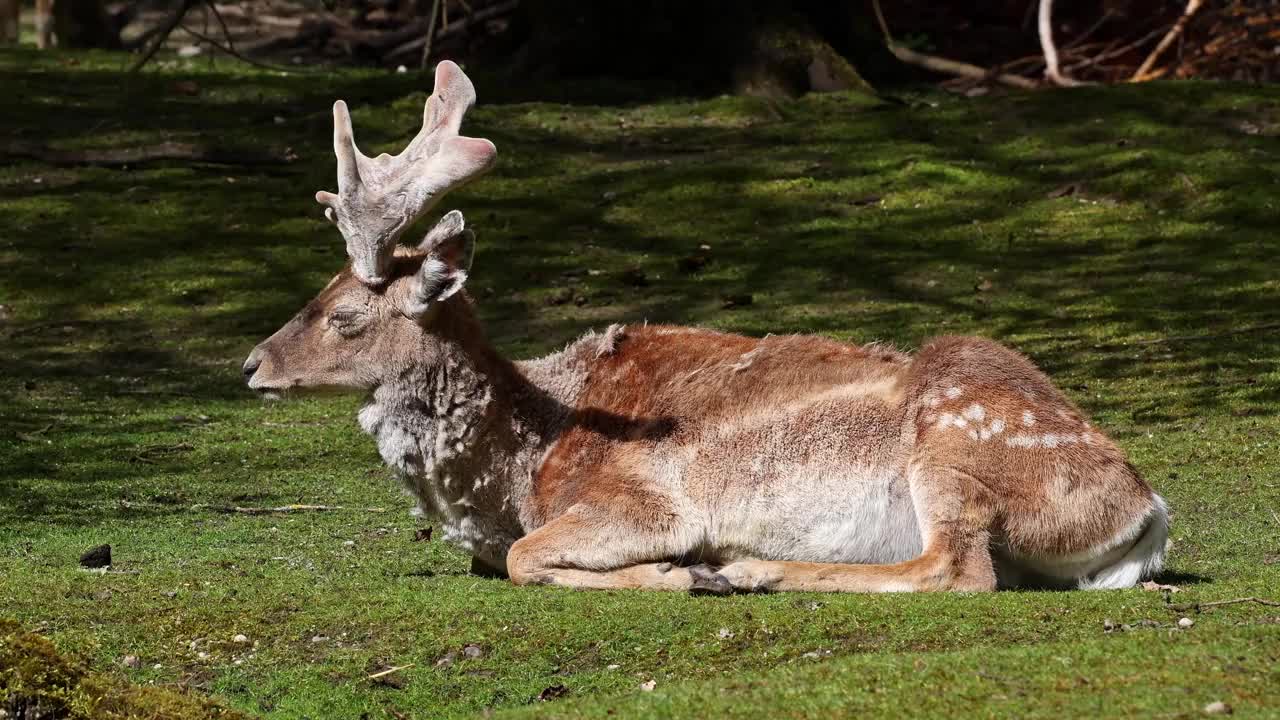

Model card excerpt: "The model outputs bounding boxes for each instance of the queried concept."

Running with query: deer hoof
[688,564,732,596]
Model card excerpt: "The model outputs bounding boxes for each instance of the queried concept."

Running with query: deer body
[244,62,1167,593]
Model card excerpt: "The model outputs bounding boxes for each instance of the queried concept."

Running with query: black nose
[242,358,261,381]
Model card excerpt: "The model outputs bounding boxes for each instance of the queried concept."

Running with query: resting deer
[243,61,1169,593]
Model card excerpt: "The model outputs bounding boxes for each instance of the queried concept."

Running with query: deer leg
[715,464,999,593]
[506,506,706,591]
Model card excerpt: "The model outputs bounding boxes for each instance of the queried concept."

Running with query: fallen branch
[1132,0,1205,81]
[1,140,296,167]
[1065,25,1170,73]
[872,0,1037,90]
[1038,0,1090,86]
[387,0,518,62]
[1170,597,1280,612]
[178,20,310,73]
[131,0,200,72]
[191,504,388,515]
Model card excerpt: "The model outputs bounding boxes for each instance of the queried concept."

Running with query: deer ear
[407,223,475,317]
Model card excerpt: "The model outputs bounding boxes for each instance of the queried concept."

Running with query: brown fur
[247,249,1167,594]
[246,64,1165,593]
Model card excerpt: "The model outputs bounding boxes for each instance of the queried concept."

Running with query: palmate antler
[315,61,497,286]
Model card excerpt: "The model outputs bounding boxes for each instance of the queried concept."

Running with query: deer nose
[242,354,262,382]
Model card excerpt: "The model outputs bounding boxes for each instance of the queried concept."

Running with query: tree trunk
[52,0,121,49]
[509,1,882,98]
[0,0,18,46]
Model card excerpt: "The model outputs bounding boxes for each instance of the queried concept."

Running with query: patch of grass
[0,619,247,718]
[1,48,1278,718]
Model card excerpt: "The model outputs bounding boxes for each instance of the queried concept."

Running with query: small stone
[163,591,178,598]
[396,65,408,74]
[197,651,209,659]
[1203,701,1232,715]
[462,644,483,659]
[602,191,617,202]
[606,664,620,671]
[1178,617,1195,629]
[122,655,141,668]
[343,540,356,547]
[232,634,250,644]
[639,680,656,692]
[435,650,458,668]
[311,635,328,643]
[177,45,202,58]
[79,544,111,569]
[152,663,163,670]
[717,628,734,639]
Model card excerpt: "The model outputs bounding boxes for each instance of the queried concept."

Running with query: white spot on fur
[963,404,985,422]
[952,415,968,428]
[1022,410,1036,427]
[990,418,1005,434]
[1006,433,1039,448]
[937,412,954,428]
[967,429,979,441]
[945,386,962,399]
[928,397,941,408]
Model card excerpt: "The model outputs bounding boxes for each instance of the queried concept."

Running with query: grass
[1,48,1279,718]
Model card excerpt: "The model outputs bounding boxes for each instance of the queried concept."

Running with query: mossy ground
[1,49,1278,718]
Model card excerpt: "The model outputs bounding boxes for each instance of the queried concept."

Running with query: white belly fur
[708,467,922,565]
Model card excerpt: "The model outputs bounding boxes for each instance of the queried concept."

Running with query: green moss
[0,48,1277,719]
[0,620,248,719]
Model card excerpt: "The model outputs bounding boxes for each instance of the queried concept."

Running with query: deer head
[243,62,495,397]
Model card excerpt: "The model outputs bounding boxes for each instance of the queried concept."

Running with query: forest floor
[1,49,1279,719]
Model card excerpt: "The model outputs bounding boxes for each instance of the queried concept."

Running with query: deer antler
[315,61,497,286]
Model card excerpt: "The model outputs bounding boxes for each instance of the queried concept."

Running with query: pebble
[232,634,250,644]
[122,655,141,668]
[462,644,483,659]
[311,635,328,643]
[639,680,656,692]
[1203,701,1232,715]
[1178,617,1195,629]
[717,628,734,639]
[343,540,356,547]
[606,664,620,671]
[152,663,163,670]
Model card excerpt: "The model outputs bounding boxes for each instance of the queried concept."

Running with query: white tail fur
[1078,494,1169,590]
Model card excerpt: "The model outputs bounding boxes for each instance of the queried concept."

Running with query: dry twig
[1132,0,1205,81]
[191,504,388,515]
[367,664,414,680]
[1170,597,1280,612]
[872,0,1037,89]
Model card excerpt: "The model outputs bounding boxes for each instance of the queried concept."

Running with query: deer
[243,61,1169,594]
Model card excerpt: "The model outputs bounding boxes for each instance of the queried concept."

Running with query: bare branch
[130,0,200,72]
[1038,0,1090,86]
[420,0,441,70]
[1132,0,1205,82]
[873,0,1038,90]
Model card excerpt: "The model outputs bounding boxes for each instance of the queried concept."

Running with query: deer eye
[328,308,367,336]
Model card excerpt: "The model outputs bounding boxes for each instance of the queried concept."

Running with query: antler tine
[315,61,496,286]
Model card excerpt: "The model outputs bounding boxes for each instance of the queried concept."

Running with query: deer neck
[356,296,568,566]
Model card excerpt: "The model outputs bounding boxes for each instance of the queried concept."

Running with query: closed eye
[328,309,367,336]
